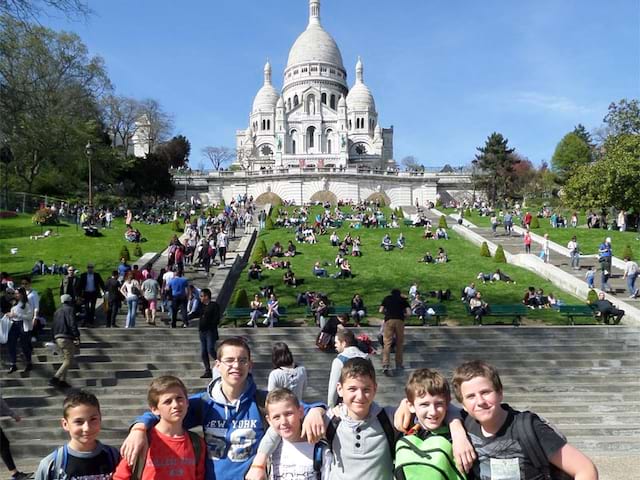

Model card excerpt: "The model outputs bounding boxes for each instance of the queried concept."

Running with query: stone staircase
[2,324,639,473]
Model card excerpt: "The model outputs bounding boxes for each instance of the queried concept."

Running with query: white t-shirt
[271,439,328,480]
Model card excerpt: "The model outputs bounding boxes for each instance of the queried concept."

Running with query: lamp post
[0,143,13,211]
[471,159,478,204]
[85,141,94,208]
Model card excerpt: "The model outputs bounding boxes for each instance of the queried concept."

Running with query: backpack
[513,412,574,480]
[48,443,119,480]
[394,426,465,480]
[355,333,374,354]
[131,429,203,480]
[313,408,398,475]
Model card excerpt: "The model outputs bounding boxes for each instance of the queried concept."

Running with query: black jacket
[199,301,220,335]
[53,303,80,340]
[78,272,105,297]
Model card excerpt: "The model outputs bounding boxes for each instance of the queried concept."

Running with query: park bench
[305,305,351,318]
[558,304,598,325]
[403,219,414,227]
[465,303,527,326]
[411,303,448,326]
[225,306,288,327]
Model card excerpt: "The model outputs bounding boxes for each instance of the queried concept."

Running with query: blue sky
[42,0,639,168]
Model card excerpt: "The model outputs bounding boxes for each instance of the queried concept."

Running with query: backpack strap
[337,354,348,364]
[130,430,152,480]
[514,411,552,480]
[187,431,203,466]
[50,445,66,480]
[325,415,342,450]
[255,389,268,428]
[377,409,398,461]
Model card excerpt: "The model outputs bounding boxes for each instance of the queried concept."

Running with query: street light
[0,143,13,211]
[85,141,95,208]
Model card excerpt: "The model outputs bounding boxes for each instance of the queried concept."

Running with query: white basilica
[235,0,393,172]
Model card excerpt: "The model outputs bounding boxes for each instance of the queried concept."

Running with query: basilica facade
[235,0,393,172]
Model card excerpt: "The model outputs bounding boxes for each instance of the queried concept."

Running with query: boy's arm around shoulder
[301,400,328,443]
[549,443,598,480]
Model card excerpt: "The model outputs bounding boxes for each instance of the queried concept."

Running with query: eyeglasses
[219,357,250,367]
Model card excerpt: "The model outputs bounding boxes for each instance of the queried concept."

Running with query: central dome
[286,24,344,70]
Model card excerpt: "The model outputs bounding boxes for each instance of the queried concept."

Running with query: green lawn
[233,207,589,326]
[0,214,176,297]
[440,208,638,256]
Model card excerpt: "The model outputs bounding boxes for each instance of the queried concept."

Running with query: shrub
[265,216,275,230]
[39,288,56,320]
[622,244,634,260]
[119,245,131,262]
[494,245,507,263]
[530,216,540,229]
[233,288,250,308]
[396,207,404,219]
[480,241,491,257]
[465,207,471,218]
[134,244,143,257]
[438,215,448,229]
[171,218,182,232]
[220,198,226,208]
[251,239,268,264]
[205,207,216,217]
[435,199,442,207]
[32,207,59,225]
[586,289,598,304]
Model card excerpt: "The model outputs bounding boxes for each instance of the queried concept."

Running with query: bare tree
[1,0,91,22]
[202,146,234,170]
[400,155,422,171]
[101,95,141,155]
[136,98,174,155]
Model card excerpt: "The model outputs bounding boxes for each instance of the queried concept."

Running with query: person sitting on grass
[350,293,366,326]
[476,272,493,284]
[312,261,329,278]
[248,261,262,281]
[284,240,296,257]
[381,233,393,251]
[330,231,340,246]
[333,259,352,279]
[435,226,449,240]
[419,251,434,263]
[283,269,298,288]
[351,236,362,256]
[435,247,448,263]
[396,232,406,249]
[269,242,284,257]
[423,224,434,239]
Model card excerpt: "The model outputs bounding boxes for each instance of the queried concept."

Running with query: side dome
[346,57,376,112]
[252,61,279,112]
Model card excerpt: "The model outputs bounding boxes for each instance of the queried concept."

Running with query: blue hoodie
[136,374,323,480]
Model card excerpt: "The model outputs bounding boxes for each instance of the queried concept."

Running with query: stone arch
[254,192,284,205]
[310,190,337,204]
[365,192,390,206]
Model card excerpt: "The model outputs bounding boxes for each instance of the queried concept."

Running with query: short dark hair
[271,342,295,368]
[63,390,101,418]
[452,360,503,403]
[216,336,251,360]
[201,288,211,298]
[340,357,375,384]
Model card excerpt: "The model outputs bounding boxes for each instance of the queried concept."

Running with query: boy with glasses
[120,337,326,480]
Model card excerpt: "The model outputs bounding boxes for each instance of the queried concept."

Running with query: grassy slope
[233,207,589,326]
[0,215,176,297]
[441,208,638,256]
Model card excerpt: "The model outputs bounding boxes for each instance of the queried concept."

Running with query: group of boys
[32,336,598,480]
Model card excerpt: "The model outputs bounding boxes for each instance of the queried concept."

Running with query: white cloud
[512,92,594,115]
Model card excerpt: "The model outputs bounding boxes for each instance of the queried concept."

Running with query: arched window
[327,139,332,154]
[349,119,352,130]
[330,94,336,109]
[307,126,315,149]
[290,130,297,155]
[267,119,271,130]
[261,119,265,130]
[287,98,291,110]
[321,93,327,104]
[293,95,299,106]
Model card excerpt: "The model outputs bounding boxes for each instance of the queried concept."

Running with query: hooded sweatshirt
[327,346,368,407]
[136,374,324,480]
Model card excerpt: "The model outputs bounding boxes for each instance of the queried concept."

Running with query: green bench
[225,306,288,327]
[558,304,598,325]
[403,219,414,227]
[412,303,448,326]
[305,305,352,318]
[465,303,527,326]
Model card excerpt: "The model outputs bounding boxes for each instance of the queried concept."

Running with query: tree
[125,152,175,200]
[202,146,234,170]
[563,134,640,213]
[0,0,90,23]
[494,245,506,263]
[400,155,421,171]
[101,94,142,155]
[136,98,173,154]
[603,99,640,136]
[551,133,592,183]
[474,132,519,206]
[480,241,491,257]
[0,17,110,193]
[572,124,594,148]
[157,134,190,169]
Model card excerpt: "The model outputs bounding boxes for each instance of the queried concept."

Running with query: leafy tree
[134,244,143,257]
[480,241,491,257]
[622,244,634,261]
[603,99,640,136]
[551,133,592,183]
[251,239,267,264]
[494,245,506,263]
[572,124,594,148]
[124,152,175,200]
[0,17,110,193]
[39,287,55,319]
[563,134,640,213]
[101,94,142,155]
[530,215,540,229]
[474,133,519,206]
[202,146,234,170]
[157,135,190,169]
[265,216,274,230]
[438,215,448,229]
[233,288,250,308]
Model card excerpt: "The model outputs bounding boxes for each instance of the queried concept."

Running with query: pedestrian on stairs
[0,394,29,480]
[198,288,219,378]
[49,294,80,389]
